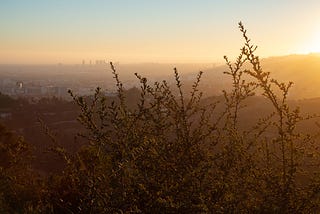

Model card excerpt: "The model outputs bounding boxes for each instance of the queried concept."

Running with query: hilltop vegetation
[2,23,320,213]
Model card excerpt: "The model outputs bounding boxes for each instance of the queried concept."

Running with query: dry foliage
[2,22,320,213]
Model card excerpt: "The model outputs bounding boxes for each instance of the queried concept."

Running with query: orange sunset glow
[1,1,320,64]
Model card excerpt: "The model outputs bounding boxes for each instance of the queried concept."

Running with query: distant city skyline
[1,0,320,64]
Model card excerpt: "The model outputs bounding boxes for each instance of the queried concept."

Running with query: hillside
[193,54,320,99]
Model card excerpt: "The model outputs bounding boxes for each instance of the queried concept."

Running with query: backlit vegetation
[2,22,320,213]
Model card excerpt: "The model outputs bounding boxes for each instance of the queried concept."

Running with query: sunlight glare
[301,29,320,54]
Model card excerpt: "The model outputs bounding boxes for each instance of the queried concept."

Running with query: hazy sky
[1,0,320,64]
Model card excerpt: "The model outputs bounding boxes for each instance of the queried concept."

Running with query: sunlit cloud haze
[1,0,320,64]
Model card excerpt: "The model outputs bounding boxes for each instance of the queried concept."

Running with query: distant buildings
[0,80,69,99]
[81,59,108,65]
[95,60,106,65]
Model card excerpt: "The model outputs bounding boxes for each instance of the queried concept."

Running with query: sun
[301,29,320,54]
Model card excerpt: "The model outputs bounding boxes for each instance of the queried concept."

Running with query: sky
[1,0,320,64]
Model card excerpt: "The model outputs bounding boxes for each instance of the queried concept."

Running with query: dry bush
[3,22,320,213]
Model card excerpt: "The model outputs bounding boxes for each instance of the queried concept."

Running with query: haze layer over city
[2,1,320,99]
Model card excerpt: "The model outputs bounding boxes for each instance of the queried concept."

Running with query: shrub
[46,22,320,213]
[0,124,43,213]
[3,22,320,213]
